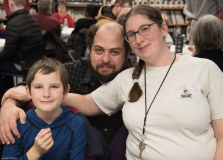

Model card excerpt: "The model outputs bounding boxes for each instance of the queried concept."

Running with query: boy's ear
[25,86,32,99]
[63,84,70,98]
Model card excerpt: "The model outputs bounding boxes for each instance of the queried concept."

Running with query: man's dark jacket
[0,9,42,64]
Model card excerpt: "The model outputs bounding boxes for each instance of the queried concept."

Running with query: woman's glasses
[125,23,155,43]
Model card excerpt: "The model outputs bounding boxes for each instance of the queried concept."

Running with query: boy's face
[26,71,69,113]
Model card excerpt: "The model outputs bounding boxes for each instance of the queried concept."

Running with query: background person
[2,57,86,159]
[66,4,100,57]
[0,0,42,100]
[74,4,100,32]
[96,0,132,26]
[32,0,61,36]
[191,14,223,71]
[52,0,75,28]
[3,0,30,15]
[183,0,223,44]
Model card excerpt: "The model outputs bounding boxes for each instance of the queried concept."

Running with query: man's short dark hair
[86,23,131,59]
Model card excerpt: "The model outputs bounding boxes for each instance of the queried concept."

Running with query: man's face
[89,27,127,83]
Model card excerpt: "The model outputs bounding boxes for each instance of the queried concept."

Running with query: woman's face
[58,4,66,17]
[125,14,168,64]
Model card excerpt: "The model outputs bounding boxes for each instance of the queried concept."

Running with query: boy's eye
[34,86,42,89]
[51,85,59,88]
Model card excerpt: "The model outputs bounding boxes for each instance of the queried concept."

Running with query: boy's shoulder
[64,107,85,126]
[63,107,86,131]
[16,114,32,136]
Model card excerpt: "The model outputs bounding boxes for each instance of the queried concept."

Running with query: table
[0,39,5,52]
[60,27,74,43]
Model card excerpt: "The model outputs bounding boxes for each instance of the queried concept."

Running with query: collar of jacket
[102,6,116,20]
[6,9,28,20]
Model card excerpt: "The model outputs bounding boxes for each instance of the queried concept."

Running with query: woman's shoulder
[185,55,222,75]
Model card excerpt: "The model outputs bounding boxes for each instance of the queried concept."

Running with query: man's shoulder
[34,12,60,23]
[64,58,89,70]
[7,10,38,29]
[64,57,89,72]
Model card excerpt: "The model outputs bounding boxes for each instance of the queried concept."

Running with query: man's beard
[88,57,128,83]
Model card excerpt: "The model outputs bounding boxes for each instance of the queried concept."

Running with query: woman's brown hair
[123,5,163,102]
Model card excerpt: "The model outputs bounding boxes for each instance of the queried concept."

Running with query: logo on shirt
[174,84,197,99]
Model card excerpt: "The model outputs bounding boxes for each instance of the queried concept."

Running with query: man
[0,22,131,159]
[0,0,42,99]
[65,22,130,144]
[3,0,30,15]
[96,0,132,26]
[32,0,61,36]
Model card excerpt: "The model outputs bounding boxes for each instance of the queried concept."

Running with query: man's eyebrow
[110,48,122,51]
[93,45,104,49]
[93,45,122,51]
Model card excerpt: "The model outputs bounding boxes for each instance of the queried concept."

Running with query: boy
[2,58,86,160]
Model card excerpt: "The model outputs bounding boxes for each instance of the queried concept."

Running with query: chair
[20,41,46,80]
[68,50,80,61]
[0,42,46,85]
[42,31,56,58]
[42,31,64,62]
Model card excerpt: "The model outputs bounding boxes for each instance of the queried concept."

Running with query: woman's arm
[62,93,104,116]
[212,119,223,160]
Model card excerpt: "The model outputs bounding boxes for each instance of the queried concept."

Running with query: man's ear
[63,84,70,98]
[9,0,13,7]
[87,48,90,55]
[25,86,32,99]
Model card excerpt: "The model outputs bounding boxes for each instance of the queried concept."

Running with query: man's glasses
[125,23,156,43]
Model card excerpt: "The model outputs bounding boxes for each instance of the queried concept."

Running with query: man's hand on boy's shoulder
[0,98,27,144]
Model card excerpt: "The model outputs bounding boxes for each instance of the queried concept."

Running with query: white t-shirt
[92,55,223,160]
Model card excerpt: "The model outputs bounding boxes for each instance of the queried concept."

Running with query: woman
[52,0,75,28]
[1,5,223,160]
[192,14,223,71]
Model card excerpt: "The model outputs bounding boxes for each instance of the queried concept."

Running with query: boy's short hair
[26,57,69,94]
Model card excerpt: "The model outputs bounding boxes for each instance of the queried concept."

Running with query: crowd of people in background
[0,0,223,159]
